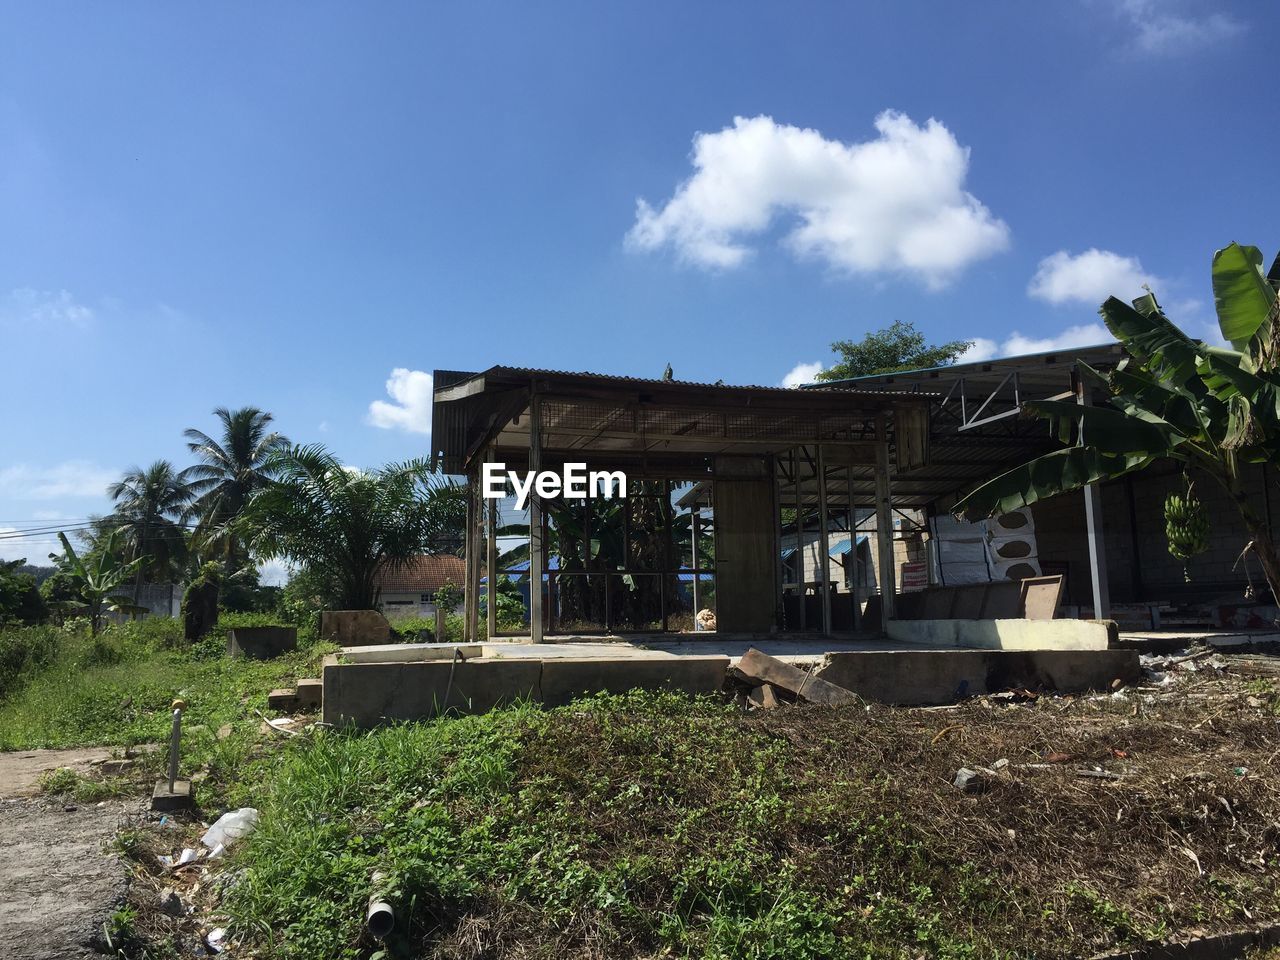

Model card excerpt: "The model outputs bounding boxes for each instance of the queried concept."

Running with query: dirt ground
[0,746,115,798]
[0,749,138,960]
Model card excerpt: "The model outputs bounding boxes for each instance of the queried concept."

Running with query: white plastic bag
[201,808,259,852]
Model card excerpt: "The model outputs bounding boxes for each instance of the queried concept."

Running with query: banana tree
[52,530,148,634]
[954,242,1280,604]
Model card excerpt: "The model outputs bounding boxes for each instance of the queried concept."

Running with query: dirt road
[0,749,136,960]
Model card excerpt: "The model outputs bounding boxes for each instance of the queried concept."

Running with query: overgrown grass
[0,624,63,700]
[0,615,331,753]
[216,685,1280,960]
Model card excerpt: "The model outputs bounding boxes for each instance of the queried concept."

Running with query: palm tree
[242,445,460,609]
[183,406,290,564]
[108,460,193,603]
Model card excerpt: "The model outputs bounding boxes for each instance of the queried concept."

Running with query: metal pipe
[366,870,395,939]
[166,700,185,792]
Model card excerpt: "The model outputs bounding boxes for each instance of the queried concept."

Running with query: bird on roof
[662,363,673,381]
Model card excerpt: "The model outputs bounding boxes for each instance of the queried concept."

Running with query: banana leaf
[1212,242,1276,353]
[1022,399,1183,455]
[1099,296,1203,393]
[952,447,1156,522]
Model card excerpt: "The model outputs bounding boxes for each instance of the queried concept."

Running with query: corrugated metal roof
[467,365,939,399]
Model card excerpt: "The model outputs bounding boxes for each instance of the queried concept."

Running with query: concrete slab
[150,780,195,812]
[886,618,1117,651]
[815,649,1142,706]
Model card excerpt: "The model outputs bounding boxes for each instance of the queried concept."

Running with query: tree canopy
[814,320,973,382]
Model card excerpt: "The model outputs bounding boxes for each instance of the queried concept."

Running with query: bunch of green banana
[1164,486,1209,570]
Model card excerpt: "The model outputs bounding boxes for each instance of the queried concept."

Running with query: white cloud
[368,368,433,434]
[1028,249,1157,306]
[1115,0,1242,55]
[1,288,94,327]
[627,112,1010,288]
[0,527,63,565]
[960,323,1114,363]
[0,460,117,500]
[781,361,824,388]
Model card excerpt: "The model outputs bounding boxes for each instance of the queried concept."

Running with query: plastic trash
[201,808,259,851]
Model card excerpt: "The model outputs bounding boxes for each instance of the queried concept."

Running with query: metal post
[167,700,184,792]
[874,415,896,624]
[847,465,861,632]
[772,455,784,632]
[529,392,545,642]
[691,507,701,620]
[462,474,476,642]
[817,444,832,635]
[466,471,481,643]
[1077,370,1111,619]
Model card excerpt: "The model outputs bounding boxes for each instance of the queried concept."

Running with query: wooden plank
[729,648,858,706]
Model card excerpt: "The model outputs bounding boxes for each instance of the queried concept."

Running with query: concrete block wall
[1030,462,1278,605]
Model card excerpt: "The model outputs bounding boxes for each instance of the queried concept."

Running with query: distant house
[376,554,466,621]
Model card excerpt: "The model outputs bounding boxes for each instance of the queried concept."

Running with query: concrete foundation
[885,618,1118,651]
[814,648,1141,706]
[322,646,730,727]
[227,626,298,659]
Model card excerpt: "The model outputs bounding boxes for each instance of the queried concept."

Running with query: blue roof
[829,536,868,557]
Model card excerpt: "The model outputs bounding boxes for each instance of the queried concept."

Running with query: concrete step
[295,678,323,708]
[267,688,299,710]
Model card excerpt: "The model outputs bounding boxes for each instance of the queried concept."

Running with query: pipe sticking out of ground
[366,871,394,939]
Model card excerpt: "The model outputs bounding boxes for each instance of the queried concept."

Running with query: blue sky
[1,0,1275,566]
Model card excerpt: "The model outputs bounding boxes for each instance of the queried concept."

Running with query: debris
[367,870,395,939]
[931,723,963,744]
[728,648,857,707]
[953,767,989,794]
[157,887,184,916]
[747,684,781,709]
[216,723,233,740]
[992,758,1010,770]
[201,808,259,852]
[1044,752,1076,764]
[206,927,227,952]
[695,608,716,631]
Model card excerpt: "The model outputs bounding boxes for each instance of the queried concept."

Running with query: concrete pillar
[528,393,545,642]
[875,415,896,624]
[817,444,832,634]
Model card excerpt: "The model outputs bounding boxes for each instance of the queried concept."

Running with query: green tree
[108,460,192,603]
[955,242,1280,604]
[242,445,462,610]
[0,559,47,626]
[814,319,973,382]
[184,406,290,565]
[51,530,146,634]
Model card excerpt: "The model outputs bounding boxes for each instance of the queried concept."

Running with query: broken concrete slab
[267,689,299,711]
[747,684,781,709]
[729,648,858,706]
[294,678,322,708]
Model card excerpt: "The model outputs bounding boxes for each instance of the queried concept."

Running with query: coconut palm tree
[183,406,290,564]
[108,460,193,603]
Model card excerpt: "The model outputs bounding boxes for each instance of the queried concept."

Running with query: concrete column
[874,415,896,624]
[1077,370,1111,619]
[528,393,545,642]
[847,465,861,632]
[817,444,832,634]
[486,453,498,640]
[794,447,805,631]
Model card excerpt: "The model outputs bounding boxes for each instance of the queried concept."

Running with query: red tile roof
[376,554,466,595]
